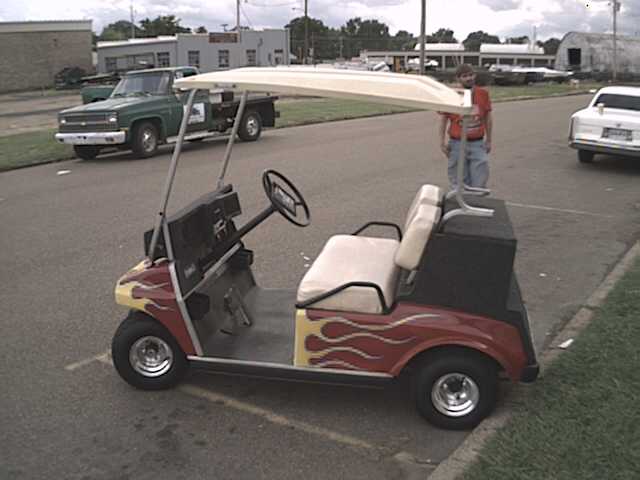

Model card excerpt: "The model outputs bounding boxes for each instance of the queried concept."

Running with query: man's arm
[439,114,450,156]
[484,111,493,153]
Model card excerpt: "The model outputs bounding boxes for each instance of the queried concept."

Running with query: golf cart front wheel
[578,150,594,163]
[412,349,498,430]
[112,312,188,390]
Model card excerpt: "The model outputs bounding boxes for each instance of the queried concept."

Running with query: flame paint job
[296,303,529,381]
[115,260,196,355]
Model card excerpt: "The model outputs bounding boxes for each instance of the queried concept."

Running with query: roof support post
[442,102,494,224]
[148,88,198,261]
[217,90,248,189]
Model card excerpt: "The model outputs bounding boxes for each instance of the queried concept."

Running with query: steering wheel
[262,170,311,227]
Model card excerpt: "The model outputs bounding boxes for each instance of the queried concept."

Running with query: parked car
[569,86,640,163]
[55,66,278,160]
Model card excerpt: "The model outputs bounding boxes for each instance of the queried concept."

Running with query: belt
[450,137,484,142]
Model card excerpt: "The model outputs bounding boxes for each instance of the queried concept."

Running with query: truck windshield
[594,93,640,112]
[111,72,171,97]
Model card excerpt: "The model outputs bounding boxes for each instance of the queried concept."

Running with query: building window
[218,49,230,68]
[157,52,170,67]
[246,49,257,66]
[188,50,200,68]
[105,57,117,72]
[274,49,284,65]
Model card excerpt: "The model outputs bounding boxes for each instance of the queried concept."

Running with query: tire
[73,145,100,160]
[412,349,498,430]
[111,311,188,390]
[578,150,594,163]
[131,121,159,158]
[237,110,262,142]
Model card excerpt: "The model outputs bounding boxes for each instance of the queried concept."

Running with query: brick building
[0,20,93,93]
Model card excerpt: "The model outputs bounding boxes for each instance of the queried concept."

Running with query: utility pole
[419,0,426,75]
[612,0,620,81]
[304,0,309,65]
[130,1,135,39]
[237,0,241,42]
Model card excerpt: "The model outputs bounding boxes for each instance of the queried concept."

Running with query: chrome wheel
[431,373,479,418]
[129,336,174,378]
[245,116,259,137]
[141,128,157,153]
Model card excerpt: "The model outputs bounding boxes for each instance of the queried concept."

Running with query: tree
[392,30,416,50]
[285,17,339,62]
[505,35,529,44]
[195,26,208,34]
[428,28,457,44]
[537,37,561,55]
[139,15,191,37]
[341,17,392,59]
[462,31,500,51]
[99,20,142,41]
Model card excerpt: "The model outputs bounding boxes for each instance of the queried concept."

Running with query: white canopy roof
[174,67,473,115]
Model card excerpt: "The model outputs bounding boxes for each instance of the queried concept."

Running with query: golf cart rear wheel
[238,110,262,142]
[578,150,594,163]
[412,349,498,430]
[112,312,187,390]
[74,145,100,160]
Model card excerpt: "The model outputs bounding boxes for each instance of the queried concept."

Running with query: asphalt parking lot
[1,94,639,479]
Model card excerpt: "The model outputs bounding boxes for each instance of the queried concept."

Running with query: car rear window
[594,93,640,111]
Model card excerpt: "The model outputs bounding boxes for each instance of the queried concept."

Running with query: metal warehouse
[97,29,290,74]
[0,20,93,93]
[555,32,640,74]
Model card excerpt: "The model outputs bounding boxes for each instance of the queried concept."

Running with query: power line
[240,2,254,29]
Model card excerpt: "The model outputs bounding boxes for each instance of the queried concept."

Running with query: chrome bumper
[570,141,640,158]
[55,131,126,146]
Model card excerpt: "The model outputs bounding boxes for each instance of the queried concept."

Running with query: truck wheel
[412,350,498,430]
[131,121,159,158]
[112,311,188,390]
[578,150,594,163]
[73,145,100,160]
[238,111,262,142]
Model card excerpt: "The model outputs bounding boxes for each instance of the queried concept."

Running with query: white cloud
[0,0,637,40]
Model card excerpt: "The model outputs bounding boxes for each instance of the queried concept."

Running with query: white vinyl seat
[296,186,442,314]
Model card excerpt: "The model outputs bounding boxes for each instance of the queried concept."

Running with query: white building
[555,32,640,74]
[364,42,554,72]
[96,29,290,74]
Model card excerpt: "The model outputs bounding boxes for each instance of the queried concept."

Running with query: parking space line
[64,350,111,371]
[180,384,379,452]
[506,201,613,218]
[76,352,430,470]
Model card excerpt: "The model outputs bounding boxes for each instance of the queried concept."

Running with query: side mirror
[597,103,605,115]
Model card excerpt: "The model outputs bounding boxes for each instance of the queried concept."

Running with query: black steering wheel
[262,169,311,227]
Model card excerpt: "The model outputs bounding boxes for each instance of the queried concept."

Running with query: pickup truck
[55,66,278,160]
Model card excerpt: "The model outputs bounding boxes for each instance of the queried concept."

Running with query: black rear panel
[400,197,517,320]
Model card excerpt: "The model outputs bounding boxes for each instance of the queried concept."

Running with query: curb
[427,240,640,480]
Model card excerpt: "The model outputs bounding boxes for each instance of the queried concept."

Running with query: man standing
[439,64,493,188]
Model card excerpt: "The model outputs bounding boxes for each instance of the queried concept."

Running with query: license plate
[604,128,632,141]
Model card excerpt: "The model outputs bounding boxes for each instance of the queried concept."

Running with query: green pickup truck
[56,67,277,160]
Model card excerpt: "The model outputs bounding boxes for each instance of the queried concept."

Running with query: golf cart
[112,67,538,430]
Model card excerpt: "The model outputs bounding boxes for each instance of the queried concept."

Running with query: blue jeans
[447,139,489,188]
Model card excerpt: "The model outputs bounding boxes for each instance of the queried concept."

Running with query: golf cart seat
[297,194,441,314]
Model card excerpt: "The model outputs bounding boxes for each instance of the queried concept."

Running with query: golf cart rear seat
[296,185,442,314]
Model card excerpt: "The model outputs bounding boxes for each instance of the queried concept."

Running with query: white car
[569,86,640,163]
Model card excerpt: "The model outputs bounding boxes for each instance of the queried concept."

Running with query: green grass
[488,82,602,101]
[276,97,414,128]
[0,84,603,172]
[0,128,74,171]
[463,257,640,480]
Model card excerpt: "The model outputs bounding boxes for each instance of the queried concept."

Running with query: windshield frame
[111,71,172,98]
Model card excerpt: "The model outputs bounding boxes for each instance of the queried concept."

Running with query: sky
[1,0,639,41]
